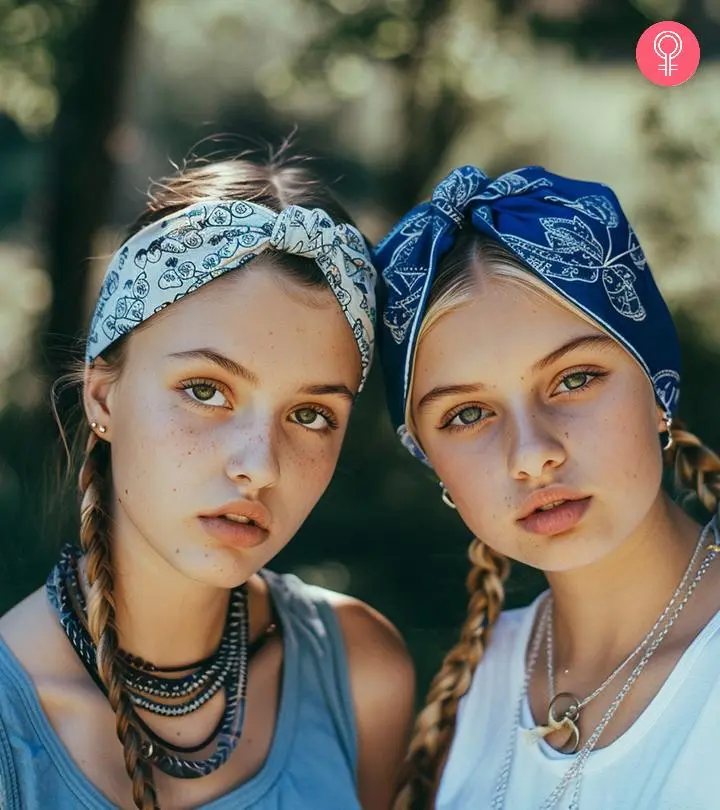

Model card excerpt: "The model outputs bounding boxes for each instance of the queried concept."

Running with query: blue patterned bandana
[87,200,377,389]
[375,165,681,461]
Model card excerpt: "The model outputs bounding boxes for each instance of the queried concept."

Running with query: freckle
[175,548,180,554]
[124,489,129,495]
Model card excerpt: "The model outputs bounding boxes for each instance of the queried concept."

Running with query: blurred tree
[0,0,139,392]
[294,0,472,216]
[42,0,138,389]
[495,0,720,57]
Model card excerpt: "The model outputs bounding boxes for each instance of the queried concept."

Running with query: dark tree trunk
[42,0,138,385]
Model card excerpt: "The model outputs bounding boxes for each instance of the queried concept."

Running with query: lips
[198,501,271,550]
[516,487,591,536]
[201,501,270,531]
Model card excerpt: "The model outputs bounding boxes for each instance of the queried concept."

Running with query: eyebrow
[301,384,356,402]
[168,349,356,401]
[168,349,260,385]
[416,333,615,412]
[531,334,616,372]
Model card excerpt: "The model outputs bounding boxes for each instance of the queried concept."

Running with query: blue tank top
[0,570,360,809]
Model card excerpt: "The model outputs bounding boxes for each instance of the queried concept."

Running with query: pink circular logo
[636,21,700,86]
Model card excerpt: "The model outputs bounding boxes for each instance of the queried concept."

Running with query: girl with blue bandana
[375,165,720,810]
[0,155,414,809]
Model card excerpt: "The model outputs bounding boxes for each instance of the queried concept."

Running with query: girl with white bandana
[375,164,720,810]
[0,155,414,809]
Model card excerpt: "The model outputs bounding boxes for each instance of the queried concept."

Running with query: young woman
[375,164,720,809]
[0,154,415,809]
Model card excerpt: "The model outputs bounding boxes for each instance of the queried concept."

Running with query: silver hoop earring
[440,482,457,510]
[662,415,673,451]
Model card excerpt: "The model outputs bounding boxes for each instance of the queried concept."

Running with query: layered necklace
[491,516,720,810]
[46,545,275,779]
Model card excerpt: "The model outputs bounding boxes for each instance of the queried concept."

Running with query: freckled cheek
[113,399,214,496]
[285,440,342,498]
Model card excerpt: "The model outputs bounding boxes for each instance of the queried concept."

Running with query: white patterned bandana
[87,200,377,389]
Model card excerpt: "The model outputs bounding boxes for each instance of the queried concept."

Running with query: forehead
[124,259,361,386]
[413,277,612,389]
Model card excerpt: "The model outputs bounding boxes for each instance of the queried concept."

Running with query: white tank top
[437,593,720,810]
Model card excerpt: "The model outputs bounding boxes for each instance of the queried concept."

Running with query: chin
[517,533,623,574]
[167,546,267,590]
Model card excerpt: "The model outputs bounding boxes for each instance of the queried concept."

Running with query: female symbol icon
[637,21,700,86]
[653,30,683,77]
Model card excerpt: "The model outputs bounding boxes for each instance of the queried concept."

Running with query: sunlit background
[1,0,719,695]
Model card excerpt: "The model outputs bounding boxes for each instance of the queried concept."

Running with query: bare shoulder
[325,592,416,809]
[325,591,415,688]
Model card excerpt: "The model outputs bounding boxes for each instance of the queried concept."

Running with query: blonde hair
[394,232,720,809]
[64,152,358,809]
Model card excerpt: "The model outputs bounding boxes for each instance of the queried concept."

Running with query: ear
[83,359,119,442]
[656,405,666,433]
[656,404,669,434]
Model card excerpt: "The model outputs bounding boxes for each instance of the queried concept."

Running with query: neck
[544,493,704,672]
[83,512,233,669]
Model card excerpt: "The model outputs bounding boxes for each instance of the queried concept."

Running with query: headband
[375,165,681,461]
[87,200,377,389]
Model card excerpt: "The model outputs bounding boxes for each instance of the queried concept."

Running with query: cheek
[110,387,210,494]
[430,442,506,534]
[593,407,663,499]
[575,379,662,488]
[284,432,343,492]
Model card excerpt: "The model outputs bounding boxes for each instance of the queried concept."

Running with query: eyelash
[179,378,232,409]
[439,367,608,432]
[178,381,339,432]
[289,405,339,432]
[552,366,608,396]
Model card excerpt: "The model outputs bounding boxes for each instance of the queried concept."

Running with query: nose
[223,412,280,492]
[506,408,566,482]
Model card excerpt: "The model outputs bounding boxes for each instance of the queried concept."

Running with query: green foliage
[0,0,91,133]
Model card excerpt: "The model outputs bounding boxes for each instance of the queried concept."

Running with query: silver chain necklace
[491,516,719,810]
[533,523,709,752]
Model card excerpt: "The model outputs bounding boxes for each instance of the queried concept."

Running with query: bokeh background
[1,0,720,698]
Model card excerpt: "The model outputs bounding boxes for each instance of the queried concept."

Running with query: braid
[78,431,160,810]
[666,419,720,515]
[395,538,510,810]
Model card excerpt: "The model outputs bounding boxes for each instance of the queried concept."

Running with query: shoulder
[457,597,544,710]
[0,587,87,695]
[267,570,416,701]
[326,591,416,809]
[328,591,416,705]
[0,589,64,675]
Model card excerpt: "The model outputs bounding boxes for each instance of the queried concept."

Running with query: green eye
[181,380,230,408]
[562,372,590,391]
[456,406,483,424]
[444,405,488,429]
[191,384,217,401]
[289,406,336,431]
[294,408,318,425]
